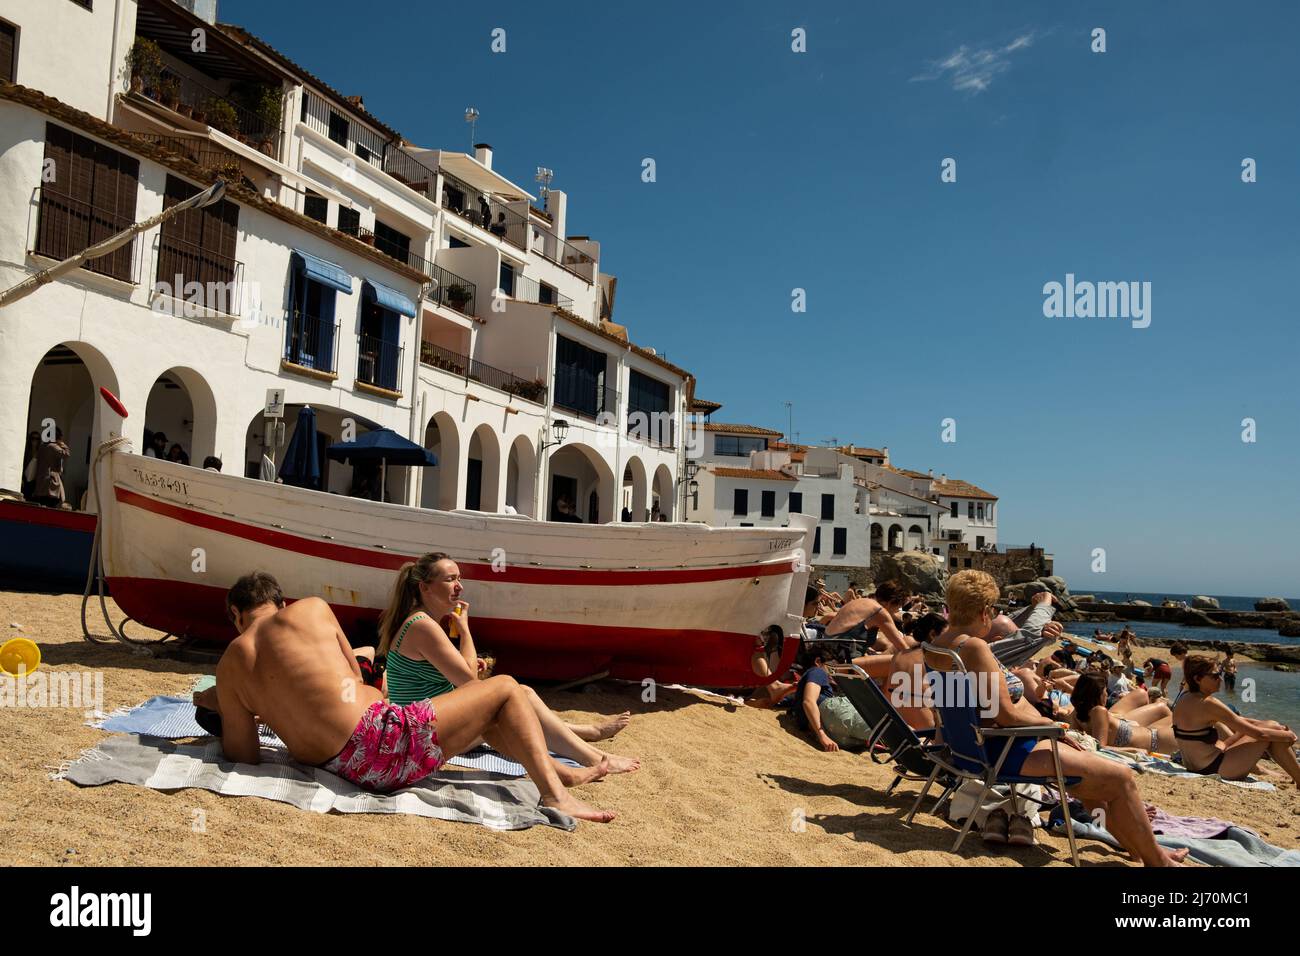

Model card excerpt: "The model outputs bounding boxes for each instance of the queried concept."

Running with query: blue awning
[363,280,417,318]
[293,250,353,294]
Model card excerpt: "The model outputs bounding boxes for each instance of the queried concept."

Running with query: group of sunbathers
[751,569,1300,866]
[194,553,636,823]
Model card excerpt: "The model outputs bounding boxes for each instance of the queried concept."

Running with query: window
[628,370,671,445]
[761,490,775,518]
[498,261,516,297]
[713,435,768,457]
[950,500,958,518]
[950,557,958,569]
[833,528,847,556]
[813,527,821,554]
[303,190,328,224]
[373,220,411,266]
[0,20,15,84]
[36,123,140,282]
[327,110,348,148]
[337,206,360,237]
[976,536,985,549]
[539,281,557,305]
[964,558,972,568]
[977,503,984,520]
[553,335,611,418]
[69,0,93,8]
[789,492,802,514]
[733,488,748,516]
[448,235,470,249]
[968,502,975,519]
[355,142,374,165]
[156,175,240,310]
[285,265,337,373]
[357,293,401,392]
[820,494,834,521]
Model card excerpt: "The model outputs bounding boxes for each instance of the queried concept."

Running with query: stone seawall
[1076,601,1300,632]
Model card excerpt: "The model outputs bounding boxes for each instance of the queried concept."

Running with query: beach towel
[89,695,582,778]
[1094,747,1277,790]
[54,735,576,831]
[1050,817,1300,867]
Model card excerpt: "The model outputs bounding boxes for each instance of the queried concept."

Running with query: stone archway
[622,456,649,521]
[505,434,537,517]
[422,411,462,510]
[652,463,674,521]
[547,442,616,523]
[466,424,503,513]
[142,366,218,467]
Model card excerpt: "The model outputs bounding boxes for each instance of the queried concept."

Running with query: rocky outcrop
[1113,635,1300,665]
[1191,595,1221,610]
[1072,594,1097,603]
[1132,600,1152,607]
[1179,608,1223,628]
[1257,598,1292,612]
[876,551,947,601]
[1280,620,1300,638]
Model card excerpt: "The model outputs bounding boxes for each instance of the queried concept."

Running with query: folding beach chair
[832,664,958,814]
[908,643,1082,866]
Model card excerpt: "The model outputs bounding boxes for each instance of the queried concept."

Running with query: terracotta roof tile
[703,422,783,437]
[710,467,796,482]
[933,477,998,500]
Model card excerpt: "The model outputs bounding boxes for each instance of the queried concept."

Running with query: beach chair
[833,664,958,813]
[908,643,1083,866]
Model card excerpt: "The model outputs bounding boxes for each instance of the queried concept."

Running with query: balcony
[627,404,676,449]
[337,222,434,277]
[128,133,245,180]
[429,263,476,318]
[440,172,528,251]
[153,234,244,316]
[300,90,439,202]
[506,273,574,312]
[356,333,403,394]
[33,185,137,283]
[129,60,282,157]
[553,366,618,423]
[420,341,548,405]
[533,229,596,282]
[283,310,340,376]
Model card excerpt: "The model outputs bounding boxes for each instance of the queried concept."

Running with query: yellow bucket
[0,637,41,677]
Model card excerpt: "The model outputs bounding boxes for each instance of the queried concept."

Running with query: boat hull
[98,452,814,685]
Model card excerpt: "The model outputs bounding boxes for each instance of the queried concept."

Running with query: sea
[1074,591,1300,729]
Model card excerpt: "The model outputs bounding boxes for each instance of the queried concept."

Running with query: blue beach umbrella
[279,406,321,489]
[326,427,437,502]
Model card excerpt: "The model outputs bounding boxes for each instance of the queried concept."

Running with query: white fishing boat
[94,443,814,686]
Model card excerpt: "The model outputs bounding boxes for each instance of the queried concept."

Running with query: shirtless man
[201,571,614,822]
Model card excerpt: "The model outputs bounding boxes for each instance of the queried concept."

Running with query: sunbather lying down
[200,571,615,823]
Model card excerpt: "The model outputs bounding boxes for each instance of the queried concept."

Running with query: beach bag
[947,781,1046,829]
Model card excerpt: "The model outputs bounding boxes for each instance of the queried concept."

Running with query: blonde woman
[378,553,640,781]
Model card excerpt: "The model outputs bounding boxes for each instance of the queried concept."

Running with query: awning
[293,250,353,293]
[363,280,416,318]
[427,151,535,202]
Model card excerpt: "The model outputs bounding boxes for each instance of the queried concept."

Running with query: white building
[0,0,688,523]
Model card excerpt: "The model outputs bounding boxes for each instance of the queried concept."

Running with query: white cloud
[911,30,1041,95]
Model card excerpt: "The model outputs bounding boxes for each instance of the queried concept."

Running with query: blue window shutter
[381,309,400,390]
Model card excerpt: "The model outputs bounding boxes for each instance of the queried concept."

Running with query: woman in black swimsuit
[1172,655,1300,784]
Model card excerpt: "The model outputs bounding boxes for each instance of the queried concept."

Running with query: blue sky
[219,0,1300,595]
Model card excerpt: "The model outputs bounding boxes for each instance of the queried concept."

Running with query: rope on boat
[80,436,174,653]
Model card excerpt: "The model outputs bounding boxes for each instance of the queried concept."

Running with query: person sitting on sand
[795,647,871,752]
[822,581,914,655]
[923,571,1187,867]
[1068,674,1177,753]
[1172,655,1300,786]
[199,571,614,821]
[379,553,639,780]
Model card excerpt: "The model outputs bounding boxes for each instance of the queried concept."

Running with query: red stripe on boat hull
[106,576,781,686]
[114,486,789,586]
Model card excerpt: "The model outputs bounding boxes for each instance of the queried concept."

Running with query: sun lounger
[910,643,1083,866]
[831,664,956,813]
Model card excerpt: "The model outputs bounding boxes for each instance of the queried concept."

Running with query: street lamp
[541,418,569,451]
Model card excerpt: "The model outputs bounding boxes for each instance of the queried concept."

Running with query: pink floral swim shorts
[322,699,444,793]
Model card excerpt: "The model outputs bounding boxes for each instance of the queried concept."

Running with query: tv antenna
[464,107,479,147]
[535,167,554,207]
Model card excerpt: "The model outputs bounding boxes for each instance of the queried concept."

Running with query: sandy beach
[2,590,1297,867]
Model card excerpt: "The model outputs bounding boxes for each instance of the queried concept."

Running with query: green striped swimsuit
[385,613,457,705]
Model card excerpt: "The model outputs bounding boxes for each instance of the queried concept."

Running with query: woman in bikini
[1172,655,1300,785]
[378,553,640,782]
[1068,674,1176,753]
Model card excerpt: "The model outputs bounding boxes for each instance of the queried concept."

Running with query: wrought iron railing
[552,366,618,422]
[440,171,528,251]
[381,143,438,200]
[509,273,573,311]
[141,69,282,156]
[535,231,595,277]
[153,234,243,315]
[283,310,340,374]
[300,90,387,168]
[356,333,403,392]
[372,231,434,276]
[626,404,676,449]
[128,133,243,177]
[33,185,136,282]
[419,341,547,404]
[430,263,476,317]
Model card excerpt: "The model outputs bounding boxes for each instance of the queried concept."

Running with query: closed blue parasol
[326,427,437,502]
[278,406,321,489]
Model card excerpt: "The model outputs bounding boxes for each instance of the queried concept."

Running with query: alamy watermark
[1,669,104,716]
[1043,273,1151,328]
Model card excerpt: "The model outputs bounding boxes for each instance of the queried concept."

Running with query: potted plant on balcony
[444,284,471,312]
[127,38,163,96]
[159,76,181,111]
[207,99,239,137]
